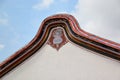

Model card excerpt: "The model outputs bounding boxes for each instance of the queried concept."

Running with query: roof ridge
[0,14,120,78]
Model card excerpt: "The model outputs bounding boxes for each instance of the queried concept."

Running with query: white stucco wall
[1,42,120,80]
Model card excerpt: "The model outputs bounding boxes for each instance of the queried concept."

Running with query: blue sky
[0,0,77,62]
[0,0,120,62]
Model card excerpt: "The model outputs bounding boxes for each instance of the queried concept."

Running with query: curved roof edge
[0,14,120,77]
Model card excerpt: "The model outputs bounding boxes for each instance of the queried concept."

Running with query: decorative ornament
[47,27,68,50]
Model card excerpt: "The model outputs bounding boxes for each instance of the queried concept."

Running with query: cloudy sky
[0,0,120,62]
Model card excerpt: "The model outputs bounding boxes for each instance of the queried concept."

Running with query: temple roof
[0,14,120,78]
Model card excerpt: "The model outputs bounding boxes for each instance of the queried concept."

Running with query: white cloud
[32,0,54,10]
[72,0,120,43]
[56,11,68,14]
[0,44,5,49]
[0,12,8,25]
[0,18,8,25]
[60,0,69,2]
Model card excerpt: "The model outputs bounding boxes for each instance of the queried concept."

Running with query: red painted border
[0,14,120,77]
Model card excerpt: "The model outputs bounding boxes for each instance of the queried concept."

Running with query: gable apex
[0,14,120,78]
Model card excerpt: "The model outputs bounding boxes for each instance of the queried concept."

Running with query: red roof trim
[0,14,120,77]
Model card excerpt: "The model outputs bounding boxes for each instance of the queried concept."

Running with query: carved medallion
[47,27,68,50]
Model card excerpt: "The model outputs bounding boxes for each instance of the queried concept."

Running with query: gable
[0,14,120,79]
[1,42,120,80]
